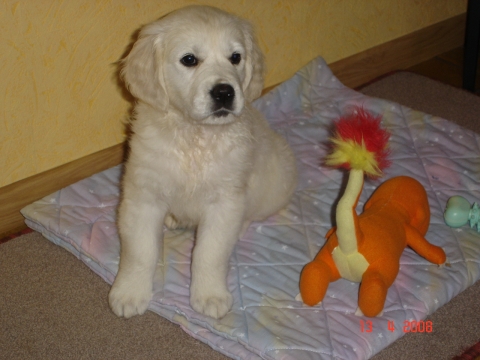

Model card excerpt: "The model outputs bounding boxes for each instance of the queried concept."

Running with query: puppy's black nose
[210,84,235,109]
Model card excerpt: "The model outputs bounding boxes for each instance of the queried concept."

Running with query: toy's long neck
[336,169,364,254]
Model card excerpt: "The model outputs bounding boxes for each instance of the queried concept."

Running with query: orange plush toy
[299,109,446,317]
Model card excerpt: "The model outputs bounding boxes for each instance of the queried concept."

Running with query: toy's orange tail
[335,169,363,254]
[326,109,391,254]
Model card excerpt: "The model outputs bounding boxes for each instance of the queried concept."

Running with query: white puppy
[109,5,297,319]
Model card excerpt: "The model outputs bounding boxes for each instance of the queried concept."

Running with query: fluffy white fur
[109,5,297,319]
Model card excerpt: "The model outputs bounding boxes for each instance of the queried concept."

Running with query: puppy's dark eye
[180,54,198,67]
[230,52,241,65]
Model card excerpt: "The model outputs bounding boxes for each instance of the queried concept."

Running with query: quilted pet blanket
[22,58,480,359]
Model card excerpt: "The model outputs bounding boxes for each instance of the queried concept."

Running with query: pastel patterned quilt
[21,57,480,359]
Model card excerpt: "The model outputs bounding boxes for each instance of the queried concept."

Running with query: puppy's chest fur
[133,116,254,199]
[175,128,230,174]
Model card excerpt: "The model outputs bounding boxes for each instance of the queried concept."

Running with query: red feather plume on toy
[326,108,391,177]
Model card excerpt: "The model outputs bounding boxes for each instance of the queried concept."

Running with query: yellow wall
[0,0,467,188]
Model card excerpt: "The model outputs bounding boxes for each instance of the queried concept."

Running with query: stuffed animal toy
[299,109,447,317]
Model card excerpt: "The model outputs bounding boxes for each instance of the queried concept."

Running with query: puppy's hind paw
[164,214,180,229]
[190,288,233,319]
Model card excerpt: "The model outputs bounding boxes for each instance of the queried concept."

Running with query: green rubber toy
[444,196,480,232]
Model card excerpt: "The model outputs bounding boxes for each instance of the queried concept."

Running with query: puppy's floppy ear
[121,23,168,111]
[241,21,265,102]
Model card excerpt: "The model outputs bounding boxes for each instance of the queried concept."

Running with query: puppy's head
[122,6,264,124]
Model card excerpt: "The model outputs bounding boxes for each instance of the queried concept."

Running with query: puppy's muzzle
[210,84,235,117]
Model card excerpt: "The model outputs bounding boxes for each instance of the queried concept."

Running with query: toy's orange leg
[300,260,334,306]
[405,225,446,264]
[300,247,340,306]
[358,268,389,317]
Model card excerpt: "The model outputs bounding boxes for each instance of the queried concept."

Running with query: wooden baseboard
[330,13,466,89]
[0,143,125,238]
[0,13,466,237]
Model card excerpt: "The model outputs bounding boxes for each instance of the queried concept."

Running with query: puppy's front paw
[109,276,152,318]
[190,287,233,319]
